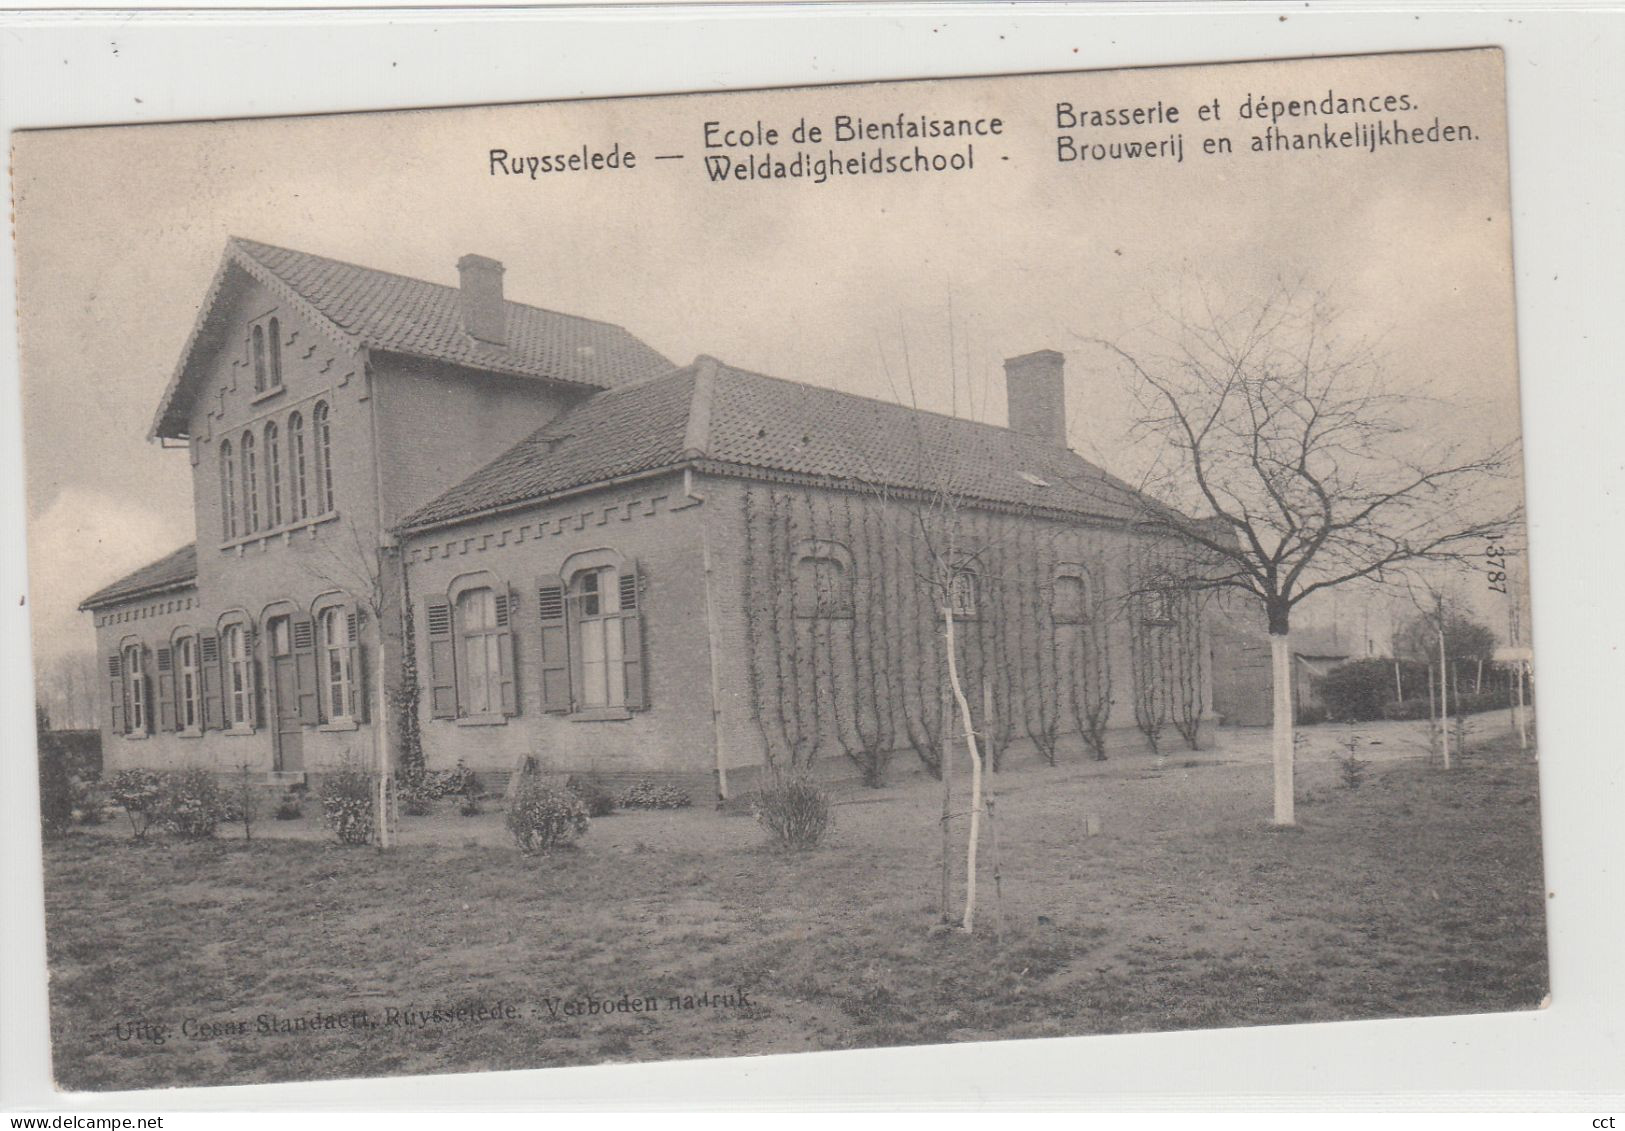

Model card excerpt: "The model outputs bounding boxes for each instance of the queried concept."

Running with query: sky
[11,47,1526,670]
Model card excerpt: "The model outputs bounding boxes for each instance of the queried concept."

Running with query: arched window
[174,633,201,732]
[221,621,255,729]
[318,605,356,721]
[1053,566,1093,625]
[793,542,853,618]
[267,318,283,389]
[219,439,237,540]
[949,568,979,619]
[251,324,267,393]
[240,430,260,533]
[264,420,283,527]
[287,411,308,522]
[312,400,334,514]
[454,586,509,717]
[1142,574,1178,625]
[570,568,625,709]
[123,641,148,735]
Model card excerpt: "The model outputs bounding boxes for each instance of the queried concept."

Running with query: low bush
[274,792,305,820]
[751,774,834,850]
[399,779,437,817]
[566,775,617,818]
[108,769,164,840]
[459,794,482,817]
[1296,704,1329,726]
[1381,698,1432,721]
[505,779,588,854]
[71,778,106,826]
[159,767,223,840]
[320,765,376,846]
[619,779,692,810]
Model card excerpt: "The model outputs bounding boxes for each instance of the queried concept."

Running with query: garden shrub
[320,765,376,846]
[1320,658,1404,722]
[619,779,692,810]
[1381,698,1432,721]
[274,791,305,820]
[108,769,164,840]
[566,775,617,817]
[751,774,834,850]
[399,778,436,816]
[459,793,482,817]
[505,779,588,854]
[159,767,223,840]
[72,778,106,826]
[1296,703,1329,725]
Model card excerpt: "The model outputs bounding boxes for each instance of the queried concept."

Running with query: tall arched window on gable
[287,411,308,522]
[267,317,283,389]
[251,324,267,393]
[264,420,283,527]
[312,400,334,514]
[219,438,237,540]
[240,430,260,533]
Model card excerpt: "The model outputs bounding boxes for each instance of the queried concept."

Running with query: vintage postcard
[14,46,1543,1091]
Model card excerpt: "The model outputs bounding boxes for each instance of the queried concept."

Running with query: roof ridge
[682,356,719,457]
[228,236,644,334]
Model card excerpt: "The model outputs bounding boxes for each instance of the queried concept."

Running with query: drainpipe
[696,479,729,801]
[364,354,392,848]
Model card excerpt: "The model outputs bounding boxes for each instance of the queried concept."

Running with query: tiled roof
[402,357,1157,531]
[152,239,675,437]
[79,544,197,610]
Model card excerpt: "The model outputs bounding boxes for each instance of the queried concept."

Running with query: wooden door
[267,615,304,772]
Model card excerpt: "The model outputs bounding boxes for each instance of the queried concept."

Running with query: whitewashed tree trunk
[375,639,391,848]
[1438,628,1451,770]
[1270,632,1295,826]
[944,605,983,933]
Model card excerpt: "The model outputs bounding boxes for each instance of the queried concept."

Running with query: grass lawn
[42,733,1548,1091]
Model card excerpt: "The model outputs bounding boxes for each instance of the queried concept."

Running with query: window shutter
[496,589,518,717]
[291,615,320,724]
[621,562,646,710]
[199,633,223,730]
[107,652,125,734]
[536,582,571,713]
[245,628,262,730]
[156,645,176,732]
[348,608,369,723]
[425,597,456,719]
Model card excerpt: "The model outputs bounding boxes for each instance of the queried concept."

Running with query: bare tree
[300,521,396,847]
[1091,282,1518,824]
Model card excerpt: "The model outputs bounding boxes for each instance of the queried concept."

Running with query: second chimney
[1004,349,1068,447]
[456,253,507,345]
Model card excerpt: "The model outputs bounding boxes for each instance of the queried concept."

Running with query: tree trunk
[939,683,953,924]
[375,638,391,849]
[1438,629,1451,770]
[1270,631,1294,826]
[944,605,983,932]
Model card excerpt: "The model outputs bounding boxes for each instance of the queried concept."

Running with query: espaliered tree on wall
[1089,281,1519,824]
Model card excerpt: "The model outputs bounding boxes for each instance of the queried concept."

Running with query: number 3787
[1484,538,1509,594]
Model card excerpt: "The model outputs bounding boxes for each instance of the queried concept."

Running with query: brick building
[82,238,1226,798]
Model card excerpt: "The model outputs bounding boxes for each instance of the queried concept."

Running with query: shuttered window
[222,622,255,729]
[175,635,201,732]
[123,642,148,735]
[319,606,355,720]
[544,560,646,714]
[426,586,515,720]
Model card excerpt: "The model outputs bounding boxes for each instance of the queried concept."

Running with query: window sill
[250,385,287,406]
[568,707,632,723]
[455,714,509,727]
[177,729,204,740]
[319,719,360,733]
[123,732,149,742]
[217,511,340,553]
[224,726,256,737]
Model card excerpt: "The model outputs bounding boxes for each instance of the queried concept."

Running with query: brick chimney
[456,253,507,345]
[1004,349,1067,447]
